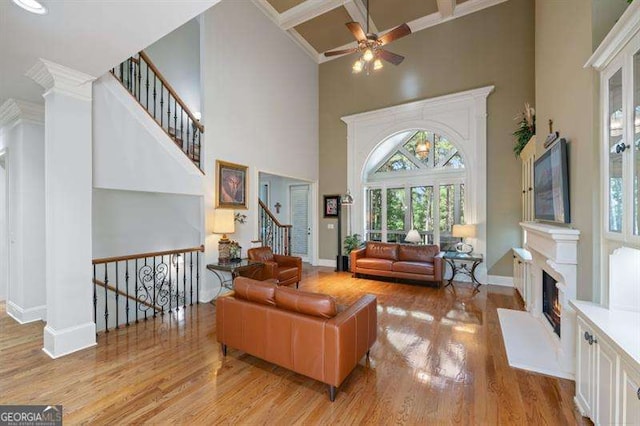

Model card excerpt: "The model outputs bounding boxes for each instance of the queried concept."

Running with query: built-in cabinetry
[572,301,640,424]
[512,247,531,308]
[578,4,640,424]
[520,136,536,222]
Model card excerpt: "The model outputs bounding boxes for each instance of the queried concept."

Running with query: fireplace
[542,271,561,337]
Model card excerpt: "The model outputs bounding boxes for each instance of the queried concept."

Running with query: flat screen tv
[534,138,570,223]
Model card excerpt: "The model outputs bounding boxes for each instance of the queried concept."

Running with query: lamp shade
[405,229,422,243]
[452,224,476,238]
[213,209,235,235]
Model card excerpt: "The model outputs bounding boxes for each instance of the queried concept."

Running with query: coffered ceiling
[253,0,508,63]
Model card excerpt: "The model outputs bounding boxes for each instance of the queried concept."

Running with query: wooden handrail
[93,245,204,265]
[93,279,161,313]
[138,51,204,133]
[258,200,292,228]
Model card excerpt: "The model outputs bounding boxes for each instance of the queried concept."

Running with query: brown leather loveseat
[351,242,443,285]
[216,277,377,401]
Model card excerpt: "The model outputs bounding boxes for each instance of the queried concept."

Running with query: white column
[0,99,46,323]
[27,59,96,358]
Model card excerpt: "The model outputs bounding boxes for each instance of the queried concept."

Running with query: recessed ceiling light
[12,0,48,15]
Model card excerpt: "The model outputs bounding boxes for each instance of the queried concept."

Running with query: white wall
[201,0,319,300]
[93,188,202,258]
[0,156,6,301]
[0,117,46,321]
[93,75,204,196]
[145,19,201,115]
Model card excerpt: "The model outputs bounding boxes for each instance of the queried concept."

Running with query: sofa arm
[350,247,366,272]
[323,294,377,387]
[274,254,302,282]
[259,261,278,281]
[434,252,443,282]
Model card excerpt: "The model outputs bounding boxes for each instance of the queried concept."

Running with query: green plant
[343,234,364,255]
[513,103,536,157]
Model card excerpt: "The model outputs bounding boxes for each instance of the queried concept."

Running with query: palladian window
[365,130,466,249]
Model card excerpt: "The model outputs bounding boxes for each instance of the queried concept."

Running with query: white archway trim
[342,85,494,282]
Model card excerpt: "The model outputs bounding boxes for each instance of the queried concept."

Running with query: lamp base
[455,242,473,254]
[218,240,231,263]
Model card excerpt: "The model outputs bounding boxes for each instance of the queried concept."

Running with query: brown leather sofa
[351,242,443,285]
[247,247,302,288]
[216,277,377,401]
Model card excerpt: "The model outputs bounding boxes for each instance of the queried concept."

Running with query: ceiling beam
[436,0,456,18]
[343,0,378,34]
[280,0,347,30]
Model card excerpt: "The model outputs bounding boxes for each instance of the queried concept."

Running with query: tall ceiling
[0,0,219,106]
[253,0,507,62]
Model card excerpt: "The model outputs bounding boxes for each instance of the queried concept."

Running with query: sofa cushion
[397,244,440,262]
[365,242,398,261]
[233,277,277,306]
[356,258,394,271]
[277,266,298,282]
[275,287,337,319]
[392,261,435,275]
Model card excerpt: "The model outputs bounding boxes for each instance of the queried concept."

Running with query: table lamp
[452,224,476,253]
[405,229,422,244]
[213,209,235,262]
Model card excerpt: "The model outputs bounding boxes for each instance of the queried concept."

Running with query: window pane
[367,232,382,242]
[367,188,382,231]
[411,186,434,244]
[609,69,623,233]
[387,188,406,231]
[387,231,406,243]
[443,152,465,169]
[435,137,457,167]
[439,184,456,249]
[404,131,433,166]
[376,152,418,173]
[634,50,640,235]
[460,184,465,225]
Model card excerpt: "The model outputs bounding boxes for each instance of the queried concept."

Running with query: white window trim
[342,86,493,282]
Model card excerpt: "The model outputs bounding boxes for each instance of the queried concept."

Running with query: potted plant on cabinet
[343,234,364,271]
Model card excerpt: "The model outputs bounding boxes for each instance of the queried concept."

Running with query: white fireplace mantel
[520,222,580,265]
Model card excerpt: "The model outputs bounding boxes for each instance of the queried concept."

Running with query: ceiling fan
[323,0,412,73]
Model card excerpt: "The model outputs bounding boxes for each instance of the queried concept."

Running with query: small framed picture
[216,160,248,210]
[323,195,340,218]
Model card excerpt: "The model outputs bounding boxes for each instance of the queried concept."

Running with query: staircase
[258,199,292,255]
[111,51,203,170]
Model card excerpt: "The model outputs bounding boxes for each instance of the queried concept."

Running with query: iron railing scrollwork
[92,245,204,333]
[111,51,204,170]
[258,199,291,255]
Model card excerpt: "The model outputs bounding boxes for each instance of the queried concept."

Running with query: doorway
[289,184,311,262]
[0,151,7,303]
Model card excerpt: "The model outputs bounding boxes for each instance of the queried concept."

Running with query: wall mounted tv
[534,138,570,223]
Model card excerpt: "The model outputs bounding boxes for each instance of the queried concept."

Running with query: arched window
[365,130,466,249]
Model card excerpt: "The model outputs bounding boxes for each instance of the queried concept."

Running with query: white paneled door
[290,184,310,262]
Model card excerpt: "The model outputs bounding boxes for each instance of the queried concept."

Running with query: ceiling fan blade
[378,49,405,66]
[346,21,367,41]
[324,48,358,57]
[379,23,412,46]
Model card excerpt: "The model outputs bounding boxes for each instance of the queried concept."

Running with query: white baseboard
[317,258,336,268]
[487,275,514,287]
[6,301,46,324]
[43,322,96,359]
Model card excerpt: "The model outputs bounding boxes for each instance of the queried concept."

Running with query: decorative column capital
[0,98,45,128]
[26,59,95,101]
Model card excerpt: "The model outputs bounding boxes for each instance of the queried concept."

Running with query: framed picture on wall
[216,160,248,209]
[323,195,340,218]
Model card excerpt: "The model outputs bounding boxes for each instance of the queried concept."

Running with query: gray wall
[318,0,535,276]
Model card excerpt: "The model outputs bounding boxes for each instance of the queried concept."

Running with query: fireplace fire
[542,271,561,337]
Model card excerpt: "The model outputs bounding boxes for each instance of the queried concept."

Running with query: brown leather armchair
[247,247,302,288]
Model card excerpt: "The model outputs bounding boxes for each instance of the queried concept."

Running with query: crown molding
[0,98,45,128]
[25,59,96,101]
[585,1,640,70]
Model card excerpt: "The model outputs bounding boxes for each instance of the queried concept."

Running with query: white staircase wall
[92,74,204,196]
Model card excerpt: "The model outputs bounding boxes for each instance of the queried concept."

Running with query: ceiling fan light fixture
[373,58,383,71]
[352,59,364,73]
[362,48,374,62]
[12,0,47,14]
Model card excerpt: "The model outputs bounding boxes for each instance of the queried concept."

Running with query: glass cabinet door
[634,50,640,237]
[608,69,624,234]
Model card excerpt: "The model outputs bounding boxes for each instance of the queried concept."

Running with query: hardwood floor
[0,266,590,425]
